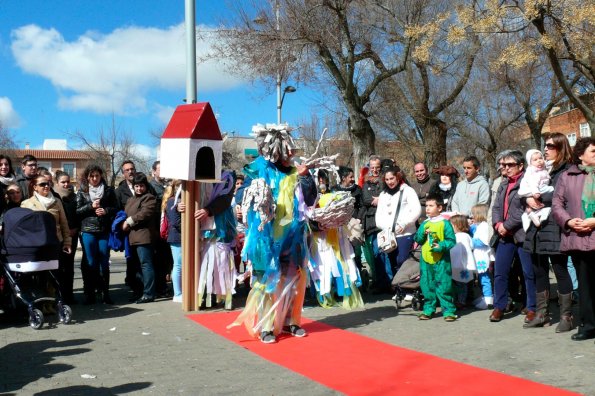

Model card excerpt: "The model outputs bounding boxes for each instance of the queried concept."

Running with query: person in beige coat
[21,174,72,254]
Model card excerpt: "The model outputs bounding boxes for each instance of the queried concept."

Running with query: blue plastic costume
[229,156,316,338]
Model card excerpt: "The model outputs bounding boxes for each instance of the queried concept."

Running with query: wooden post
[193,181,201,311]
[181,180,196,311]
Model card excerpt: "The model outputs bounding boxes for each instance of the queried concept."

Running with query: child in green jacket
[414,194,457,321]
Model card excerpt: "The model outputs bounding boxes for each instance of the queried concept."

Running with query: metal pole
[182,0,198,312]
[185,0,197,103]
[276,0,281,123]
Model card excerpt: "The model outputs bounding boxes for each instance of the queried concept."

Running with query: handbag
[160,211,169,240]
[377,190,404,254]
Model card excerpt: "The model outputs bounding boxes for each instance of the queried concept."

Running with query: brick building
[542,93,594,146]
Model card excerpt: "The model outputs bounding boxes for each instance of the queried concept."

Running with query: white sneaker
[391,293,398,301]
[473,297,488,310]
[404,294,413,302]
[172,295,182,303]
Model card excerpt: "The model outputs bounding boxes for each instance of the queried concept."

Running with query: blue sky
[0,1,321,158]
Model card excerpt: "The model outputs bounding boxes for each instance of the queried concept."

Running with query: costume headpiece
[432,165,460,178]
[252,123,296,164]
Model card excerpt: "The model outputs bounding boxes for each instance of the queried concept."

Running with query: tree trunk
[347,113,376,175]
[421,119,448,169]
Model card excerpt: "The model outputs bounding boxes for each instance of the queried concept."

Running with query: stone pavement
[1,250,594,395]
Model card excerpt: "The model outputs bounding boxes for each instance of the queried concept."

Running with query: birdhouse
[160,102,223,182]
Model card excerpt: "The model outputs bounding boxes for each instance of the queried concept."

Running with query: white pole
[185,0,197,103]
[276,0,281,124]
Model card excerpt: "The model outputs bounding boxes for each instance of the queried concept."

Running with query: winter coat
[552,165,595,252]
[451,175,491,216]
[21,195,72,246]
[124,193,158,246]
[56,186,80,231]
[362,178,382,235]
[375,184,421,236]
[491,173,526,243]
[15,174,35,199]
[523,162,570,254]
[165,197,182,244]
[411,176,433,220]
[76,184,118,234]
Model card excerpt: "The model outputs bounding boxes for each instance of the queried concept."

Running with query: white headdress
[252,123,296,163]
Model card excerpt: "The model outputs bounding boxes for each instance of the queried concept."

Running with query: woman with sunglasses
[489,150,536,324]
[21,175,72,255]
[523,133,574,330]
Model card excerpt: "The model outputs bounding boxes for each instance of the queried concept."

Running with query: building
[542,93,594,146]
[7,140,110,186]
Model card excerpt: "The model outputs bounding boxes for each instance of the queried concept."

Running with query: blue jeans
[378,234,414,287]
[494,238,536,311]
[478,272,493,297]
[568,256,578,290]
[135,244,155,298]
[81,232,110,274]
[170,243,182,297]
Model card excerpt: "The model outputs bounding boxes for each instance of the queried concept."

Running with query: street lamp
[279,85,296,123]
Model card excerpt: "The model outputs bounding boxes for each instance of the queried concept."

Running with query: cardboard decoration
[160,102,224,312]
[160,102,223,182]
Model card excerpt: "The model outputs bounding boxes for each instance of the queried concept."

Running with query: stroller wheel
[29,308,44,330]
[59,305,72,324]
[411,298,420,311]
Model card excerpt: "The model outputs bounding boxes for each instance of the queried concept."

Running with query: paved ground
[1,250,594,395]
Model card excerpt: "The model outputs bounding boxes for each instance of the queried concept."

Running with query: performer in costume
[229,124,317,344]
[308,191,364,309]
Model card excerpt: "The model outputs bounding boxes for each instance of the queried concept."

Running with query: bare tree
[482,0,595,130]
[0,121,16,151]
[209,0,415,172]
[68,114,150,187]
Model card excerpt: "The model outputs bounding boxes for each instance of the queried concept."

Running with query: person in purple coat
[552,137,595,342]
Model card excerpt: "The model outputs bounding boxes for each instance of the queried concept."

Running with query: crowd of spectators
[1,134,594,343]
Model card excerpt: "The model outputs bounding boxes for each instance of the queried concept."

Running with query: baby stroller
[0,208,72,329]
[391,248,424,311]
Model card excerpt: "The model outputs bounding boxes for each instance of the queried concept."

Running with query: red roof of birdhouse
[161,102,222,140]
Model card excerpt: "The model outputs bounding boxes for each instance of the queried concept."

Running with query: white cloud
[0,97,21,128]
[154,104,176,126]
[10,23,244,115]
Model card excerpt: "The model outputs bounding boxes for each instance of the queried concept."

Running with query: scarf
[34,191,56,210]
[89,184,105,201]
[578,165,595,218]
[0,175,14,185]
[503,171,523,220]
[384,183,401,195]
[439,183,451,191]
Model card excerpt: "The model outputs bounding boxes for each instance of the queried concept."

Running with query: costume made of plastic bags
[228,156,315,338]
[197,171,238,310]
[308,192,364,309]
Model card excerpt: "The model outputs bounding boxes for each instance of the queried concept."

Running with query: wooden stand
[181,180,201,312]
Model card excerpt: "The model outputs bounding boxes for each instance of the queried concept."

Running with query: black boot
[82,265,96,305]
[556,293,573,333]
[524,290,550,328]
[101,270,114,305]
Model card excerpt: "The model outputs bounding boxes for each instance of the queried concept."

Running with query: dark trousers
[571,251,595,334]
[494,238,536,311]
[58,232,78,301]
[533,253,573,295]
[153,239,173,294]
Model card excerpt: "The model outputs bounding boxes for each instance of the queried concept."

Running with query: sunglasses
[544,143,557,149]
[501,162,519,168]
[36,182,50,187]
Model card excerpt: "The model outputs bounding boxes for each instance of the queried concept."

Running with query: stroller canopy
[2,207,60,263]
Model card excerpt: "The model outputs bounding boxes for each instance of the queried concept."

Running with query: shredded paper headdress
[252,123,296,163]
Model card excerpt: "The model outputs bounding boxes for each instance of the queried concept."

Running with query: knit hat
[525,149,542,166]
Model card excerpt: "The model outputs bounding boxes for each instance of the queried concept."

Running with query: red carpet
[188,312,578,395]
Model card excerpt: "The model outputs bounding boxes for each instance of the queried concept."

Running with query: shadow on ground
[0,339,93,394]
